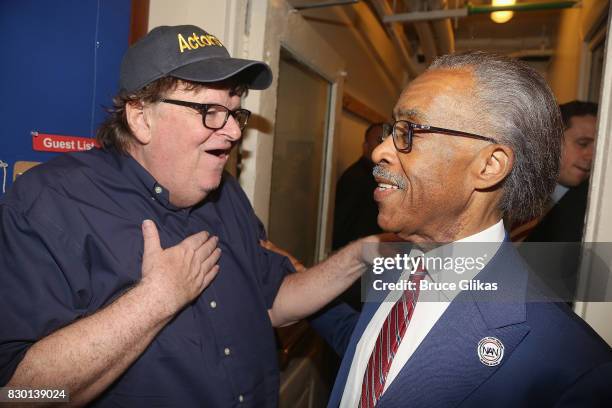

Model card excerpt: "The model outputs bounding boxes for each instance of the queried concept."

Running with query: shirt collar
[408,220,505,301]
[113,149,182,212]
[550,183,570,205]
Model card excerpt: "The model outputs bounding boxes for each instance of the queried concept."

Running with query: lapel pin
[477,336,504,366]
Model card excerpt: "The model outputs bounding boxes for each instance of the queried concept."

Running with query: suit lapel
[376,294,530,407]
[328,249,411,408]
[377,242,531,408]
[327,299,382,408]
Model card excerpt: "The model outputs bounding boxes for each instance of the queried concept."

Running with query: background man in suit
[333,123,385,251]
[521,101,598,304]
[333,123,384,310]
[327,51,612,407]
[526,100,598,243]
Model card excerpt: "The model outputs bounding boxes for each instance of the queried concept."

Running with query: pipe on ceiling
[292,0,359,10]
[430,0,455,55]
[407,0,439,64]
[369,0,421,77]
[383,1,578,23]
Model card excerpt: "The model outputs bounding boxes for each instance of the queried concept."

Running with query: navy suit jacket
[327,243,612,407]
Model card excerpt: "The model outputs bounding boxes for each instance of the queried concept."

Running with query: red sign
[32,132,99,153]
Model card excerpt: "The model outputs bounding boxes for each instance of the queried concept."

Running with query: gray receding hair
[429,51,562,224]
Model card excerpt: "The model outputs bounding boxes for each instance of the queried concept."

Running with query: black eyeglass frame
[382,120,497,153]
[160,98,251,131]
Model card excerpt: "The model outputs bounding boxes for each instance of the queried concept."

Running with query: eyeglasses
[381,120,497,153]
[160,99,251,131]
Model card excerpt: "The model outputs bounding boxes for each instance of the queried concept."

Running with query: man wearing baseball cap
[0,25,364,406]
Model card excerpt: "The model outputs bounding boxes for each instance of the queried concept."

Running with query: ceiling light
[490,0,516,24]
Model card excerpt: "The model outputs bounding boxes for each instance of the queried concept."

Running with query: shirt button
[210,300,217,309]
[238,395,244,403]
[224,347,231,356]
[154,186,163,194]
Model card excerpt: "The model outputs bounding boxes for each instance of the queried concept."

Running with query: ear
[470,144,514,190]
[126,101,152,145]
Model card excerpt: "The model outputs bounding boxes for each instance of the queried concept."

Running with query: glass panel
[268,51,331,267]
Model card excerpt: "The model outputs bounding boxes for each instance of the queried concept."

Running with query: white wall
[149,0,232,47]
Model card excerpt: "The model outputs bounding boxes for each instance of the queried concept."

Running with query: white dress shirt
[550,183,570,206]
[340,220,506,408]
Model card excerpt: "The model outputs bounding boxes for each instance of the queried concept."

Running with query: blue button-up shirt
[0,148,292,407]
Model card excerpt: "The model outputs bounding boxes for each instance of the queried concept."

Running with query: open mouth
[377,182,400,191]
[373,177,403,202]
[205,148,231,158]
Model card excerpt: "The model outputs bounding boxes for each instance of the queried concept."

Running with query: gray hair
[429,51,562,224]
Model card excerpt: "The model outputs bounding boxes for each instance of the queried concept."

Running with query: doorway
[268,50,332,267]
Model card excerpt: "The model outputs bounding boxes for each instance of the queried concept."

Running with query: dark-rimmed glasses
[160,99,251,131]
[382,120,497,153]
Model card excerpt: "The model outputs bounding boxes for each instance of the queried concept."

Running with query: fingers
[191,241,221,273]
[189,235,221,281]
[142,220,161,255]
[201,247,222,271]
[192,235,219,263]
[192,246,221,293]
[260,239,291,258]
[200,265,220,291]
[380,232,403,242]
[260,240,272,250]
[362,232,403,244]
[182,230,211,252]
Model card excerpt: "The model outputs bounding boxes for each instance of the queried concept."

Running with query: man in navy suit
[326,52,612,407]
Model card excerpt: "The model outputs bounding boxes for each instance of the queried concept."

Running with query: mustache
[373,165,408,190]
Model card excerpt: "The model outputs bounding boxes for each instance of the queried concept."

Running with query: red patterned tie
[359,264,427,408]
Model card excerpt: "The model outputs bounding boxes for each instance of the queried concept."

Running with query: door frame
[240,0,345,260]
[574,8,612,345]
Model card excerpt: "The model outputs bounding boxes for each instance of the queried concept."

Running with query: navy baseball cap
[120,25,273,93]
